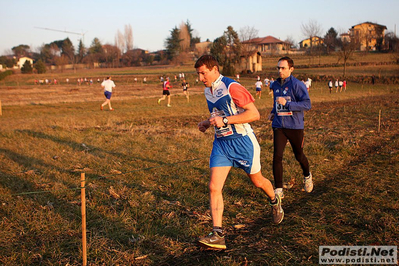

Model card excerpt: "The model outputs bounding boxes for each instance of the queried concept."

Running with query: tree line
[1,20,398,76]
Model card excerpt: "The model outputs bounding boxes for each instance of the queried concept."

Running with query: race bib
[211,108,233,138]
[276,96,293,116]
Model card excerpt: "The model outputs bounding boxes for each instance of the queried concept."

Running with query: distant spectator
[335,79,339,93]
[339,80,343,92]
[182,79,190,102]
[328,80,333,93]
[304,79,310,91]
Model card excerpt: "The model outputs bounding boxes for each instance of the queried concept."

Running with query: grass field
[0,57,399,265]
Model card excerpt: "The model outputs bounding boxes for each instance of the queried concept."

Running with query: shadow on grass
[15,129,170,168]
[155,96,399,265]
[0,148,173,264]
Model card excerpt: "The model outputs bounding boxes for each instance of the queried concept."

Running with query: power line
[34,27,87,44]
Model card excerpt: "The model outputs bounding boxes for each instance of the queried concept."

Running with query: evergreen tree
[77,39,86,63]
[86,38,105,65]
[12,44,30,57]
[324,27,339,54]
[210,26,241,76]
[34,60,46,74]
[61,38,75,63]
[165,26,182,60]
[21,60,33,74]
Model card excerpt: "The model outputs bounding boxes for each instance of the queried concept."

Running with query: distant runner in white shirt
[101,76,116,111]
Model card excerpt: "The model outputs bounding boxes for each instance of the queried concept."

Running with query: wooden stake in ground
[378,109,381,133]
[81,173,87,266]
[0,100,2,116]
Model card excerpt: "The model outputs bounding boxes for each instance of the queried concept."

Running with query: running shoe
[274,188,284,199]
[157,99,161,104]
[100,105,103,111]
[198,231,226,250]
[304,172,313,193]
[167,104,171,107]
[270,194,284,224]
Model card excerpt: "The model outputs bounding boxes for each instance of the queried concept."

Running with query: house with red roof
[242,36,292,55]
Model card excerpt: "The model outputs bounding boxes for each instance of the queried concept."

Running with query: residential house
[349,21,387,51]
[16,57,34,69]
[340,33,351,43]
[242,36,291,55]
[299,36,324,49]
[239,51,262,73]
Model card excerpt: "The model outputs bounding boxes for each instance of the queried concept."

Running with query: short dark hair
[194,55,219,71]
[278,56,294,68]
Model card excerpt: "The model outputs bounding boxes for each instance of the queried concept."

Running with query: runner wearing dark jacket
[268,57,313,200]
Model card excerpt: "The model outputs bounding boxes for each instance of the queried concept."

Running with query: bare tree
[284,35,296,50]
[124,24,133,51]
[114,30,125,67]
[179,22,190,52]
[337,39,357,77]
[239,26,259,42]
[115,30,125,53]
[55,54,68,72]
[301,19,323,54]
[239,26,259,72]
[103,44,120,68]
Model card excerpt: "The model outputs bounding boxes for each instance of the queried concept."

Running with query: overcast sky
[1,0,398,55]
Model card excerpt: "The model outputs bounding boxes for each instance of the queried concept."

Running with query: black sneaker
[270,194,284,224]
[198,231,226,249]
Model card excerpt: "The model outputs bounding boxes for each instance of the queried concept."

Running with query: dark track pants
[273,128,310,188]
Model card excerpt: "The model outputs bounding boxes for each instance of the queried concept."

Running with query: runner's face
[196,65,219,87]
[277,60,293,80]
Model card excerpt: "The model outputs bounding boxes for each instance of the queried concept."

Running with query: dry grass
[0,62,398,265]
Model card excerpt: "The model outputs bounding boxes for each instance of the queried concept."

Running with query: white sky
[1,0,398,55]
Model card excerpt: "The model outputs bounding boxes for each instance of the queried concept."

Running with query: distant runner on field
[100,76,115,111]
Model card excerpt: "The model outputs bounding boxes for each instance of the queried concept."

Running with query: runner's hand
[198,120,210,132]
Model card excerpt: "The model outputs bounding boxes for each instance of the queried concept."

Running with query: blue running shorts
[210,132,261,174]
[104,91,112,99]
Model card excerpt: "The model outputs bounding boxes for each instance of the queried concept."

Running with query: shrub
[34,60,46,74]
[0,70,13,80]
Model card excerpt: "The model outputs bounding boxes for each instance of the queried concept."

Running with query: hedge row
[0,70,13,81]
